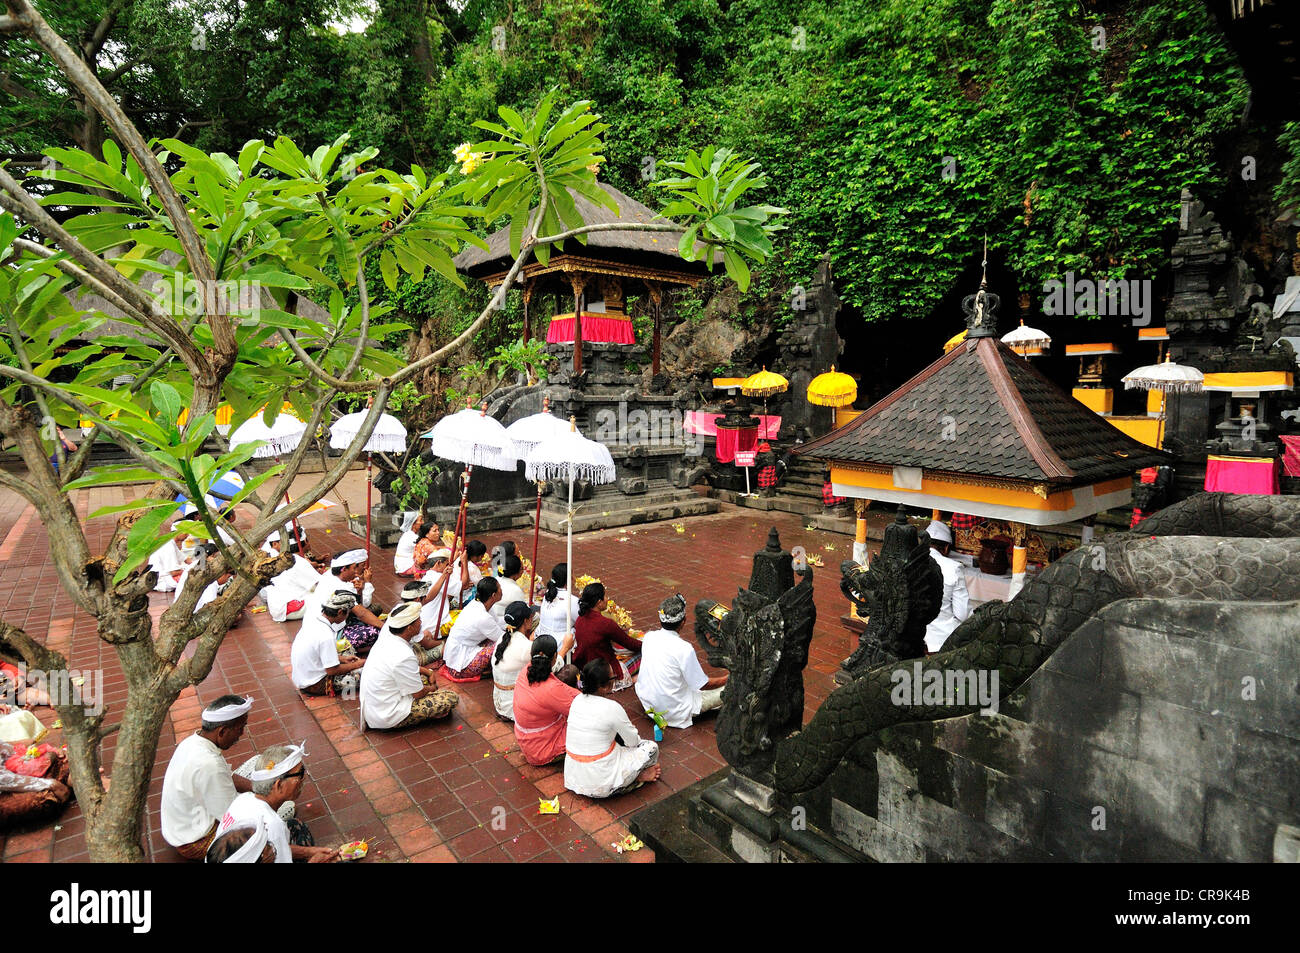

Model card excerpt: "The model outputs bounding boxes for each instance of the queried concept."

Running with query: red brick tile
[409,844,458,863]
[384,808,430,836]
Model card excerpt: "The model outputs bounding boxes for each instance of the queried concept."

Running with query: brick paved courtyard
[0,475,880,863]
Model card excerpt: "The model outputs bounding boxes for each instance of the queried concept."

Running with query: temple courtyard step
[629,770,735,863]
[539,490,720,533]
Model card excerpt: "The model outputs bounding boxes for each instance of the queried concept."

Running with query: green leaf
[150,381,182,431]
[116,504,182,583]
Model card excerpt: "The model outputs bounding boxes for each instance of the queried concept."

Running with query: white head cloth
[249,742,307,783]
[203,695,253,724]
[331,549,367,568]
[208,820,269,863]
[925,520,953,545]
[400,511,419,533]
[658,593,687,625]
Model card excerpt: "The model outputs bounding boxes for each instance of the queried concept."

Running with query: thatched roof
[453,182,721,282]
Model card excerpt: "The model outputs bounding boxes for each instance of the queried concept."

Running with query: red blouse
[572,612,641,680]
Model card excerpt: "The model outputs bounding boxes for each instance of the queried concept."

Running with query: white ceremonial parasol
[330,406,410,560]
[1123,354,1203,448]
[504,397,571,603]
[524,417,616,639]
[1000,319,1051,358]
[231,411,310,552]
[228,412,308,458]
[420,403,521,635]
[423,404,519,471]
[1122,356,1205,394]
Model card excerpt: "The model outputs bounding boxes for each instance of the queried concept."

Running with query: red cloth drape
[1281,436,1300,478]
[1204,455,1279,495]
[715,425,759,464]
[546,314,635,345]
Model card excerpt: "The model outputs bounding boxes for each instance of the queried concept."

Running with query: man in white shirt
[443,577,504,679]
[291,591,365,696]
[148,523,192,592]
[213,743,338,863]
[161,694,256,860]
[924,519,971,653]
[260,535,321,622]
[420,548,467,633]
[636,593,728,729]
[303,549,384,654]
[490,554,529,622]
[394,579,441,664]
[360,602,459,730]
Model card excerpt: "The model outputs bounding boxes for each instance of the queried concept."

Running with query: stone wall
[801,598,1300,862]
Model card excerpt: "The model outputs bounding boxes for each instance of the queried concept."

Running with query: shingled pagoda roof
[798,335,1169,487]
[453,182,720,283]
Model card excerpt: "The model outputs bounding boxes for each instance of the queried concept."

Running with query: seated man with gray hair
[214,742,338,863]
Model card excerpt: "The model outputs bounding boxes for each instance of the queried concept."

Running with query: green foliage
[492,337,549,382]
[420,0,1248,321]
[391,454,439,511]
[1278,121,1300,215]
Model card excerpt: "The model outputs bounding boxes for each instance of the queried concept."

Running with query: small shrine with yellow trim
[797,275,1168,600]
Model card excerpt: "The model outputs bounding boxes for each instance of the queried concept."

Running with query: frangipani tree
[0,0,785,861]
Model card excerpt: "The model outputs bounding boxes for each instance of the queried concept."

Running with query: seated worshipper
[0,658,51,710]
[304,549,385,654]
[537,563,580,648]
[572,582,642,691]
[161,694,256,860]
[442,576,505,680]
[260,535,322,622]
[491,601,542,721]
[360,602,460,730]
[511,635,579,765]
[423,548,470,622]
[636,593,728,729]
[214,743,338,862]
[394,512,424,576]
[463,540,487,586]
[173,544,235,614]
[564,659,660,798]
[291,591,366,696]
[148,522,194,593]
[410,521,444,577]
[205,819,277,864]
[924,519,970,654]
[396,579,442,665]
[490,554,529,622]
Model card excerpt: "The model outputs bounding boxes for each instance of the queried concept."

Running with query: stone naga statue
[694,528,816,779]
[839,508,941,674]
[771,493,1300,795]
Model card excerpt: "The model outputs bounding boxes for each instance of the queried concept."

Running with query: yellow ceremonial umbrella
[943,329,967,353]
[741,366,789,423]
[806,365,857,408]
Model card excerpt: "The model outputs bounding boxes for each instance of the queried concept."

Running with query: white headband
[203,695,253,723]
[331,549,367,568]
[209,820,269,864]
[248,742,307,783]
